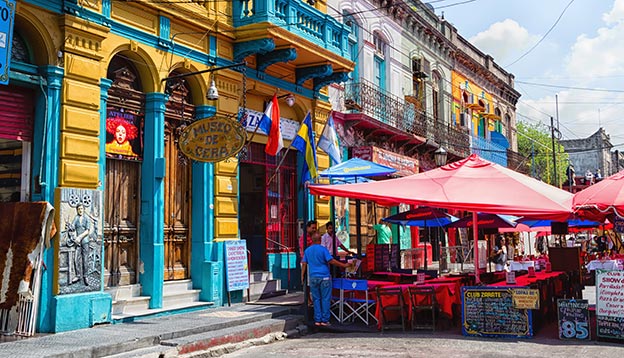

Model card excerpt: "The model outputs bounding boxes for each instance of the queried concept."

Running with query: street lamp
[434,147,447,167]
[161,61,246,101]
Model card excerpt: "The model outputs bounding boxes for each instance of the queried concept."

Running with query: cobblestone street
[222,329,624,358]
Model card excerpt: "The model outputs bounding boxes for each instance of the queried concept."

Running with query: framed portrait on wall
[105,107,144,161]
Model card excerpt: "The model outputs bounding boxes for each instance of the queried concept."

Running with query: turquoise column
[98,79,112,191]
[35,65,63,333]
[191,105,217,297]
[140,93,166,308]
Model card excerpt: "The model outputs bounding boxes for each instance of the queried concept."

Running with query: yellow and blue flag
[291,111,318,183]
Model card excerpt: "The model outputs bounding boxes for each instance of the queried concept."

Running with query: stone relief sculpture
[58,188,102,294]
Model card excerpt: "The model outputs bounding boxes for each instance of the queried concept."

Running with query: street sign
[0,0,15,85]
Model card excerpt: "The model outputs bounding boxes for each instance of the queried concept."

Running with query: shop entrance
[103,58,143,287]
[162,79,195,281]
[239,162,266,271]
[239,143,297,271]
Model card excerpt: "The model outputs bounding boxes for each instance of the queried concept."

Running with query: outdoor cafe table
[509,260,535,272]
[373,282,459,330]
[489,270,566,329]
[586,259,623,271]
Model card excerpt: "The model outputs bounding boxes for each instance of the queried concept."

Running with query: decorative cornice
[257,48,297,72]
[313,72,350,94]
[233,38,275,63]
[296,64,332,86]
[61,16,109,61]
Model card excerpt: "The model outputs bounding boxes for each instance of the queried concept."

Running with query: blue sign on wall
[0,0,15,85]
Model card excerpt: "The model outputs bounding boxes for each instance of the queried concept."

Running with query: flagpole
[266,144,294,186]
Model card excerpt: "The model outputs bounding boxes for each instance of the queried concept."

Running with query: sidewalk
[0,303,304,358]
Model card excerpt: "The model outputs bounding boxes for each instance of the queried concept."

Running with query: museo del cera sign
[178,116,246,162]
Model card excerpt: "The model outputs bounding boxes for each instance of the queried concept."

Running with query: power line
[516,80,624,93]
[505,0,575,67]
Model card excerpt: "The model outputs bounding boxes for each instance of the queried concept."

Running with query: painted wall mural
[58,188,102,294]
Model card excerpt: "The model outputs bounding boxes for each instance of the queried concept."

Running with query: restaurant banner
[352,146,419,176]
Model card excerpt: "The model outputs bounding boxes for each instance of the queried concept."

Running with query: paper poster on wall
[224,240,250,292]
[105,107,143,161]
[58,188,103,294]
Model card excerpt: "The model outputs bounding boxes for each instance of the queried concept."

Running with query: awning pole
[473,212,481,284]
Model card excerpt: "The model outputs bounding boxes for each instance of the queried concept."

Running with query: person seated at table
[301,231,352,327]
[491,235,507,272]
[321,221,356,257]
[596,234,609,253]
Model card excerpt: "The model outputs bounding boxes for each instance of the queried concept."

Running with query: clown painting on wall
[105,108,143,160]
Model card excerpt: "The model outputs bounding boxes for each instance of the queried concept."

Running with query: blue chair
[341,279,377,325]
[330,278,345,323]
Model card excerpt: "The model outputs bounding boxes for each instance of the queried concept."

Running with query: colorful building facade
[1,0,352,333]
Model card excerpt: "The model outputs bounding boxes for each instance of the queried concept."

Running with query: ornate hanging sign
[178,116,246,162]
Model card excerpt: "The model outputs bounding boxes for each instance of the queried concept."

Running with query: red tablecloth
[373,282,457,329]
[489,270,564,287]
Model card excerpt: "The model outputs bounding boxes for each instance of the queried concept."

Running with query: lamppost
[419,146,448,272]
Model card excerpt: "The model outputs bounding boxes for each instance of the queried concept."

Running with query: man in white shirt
[321,221,356,257]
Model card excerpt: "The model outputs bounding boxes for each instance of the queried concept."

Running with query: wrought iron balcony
[344,80,470,158]
[471,136,508,167]
[233,0,351,58]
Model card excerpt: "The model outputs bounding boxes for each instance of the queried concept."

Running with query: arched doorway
[163,77,193,280]
[0,32,36,202]
[104,56,144,287]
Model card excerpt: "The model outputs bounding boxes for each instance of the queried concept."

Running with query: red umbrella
[309,154,573,283]
[309,154,573,219]
[573,170,624,220]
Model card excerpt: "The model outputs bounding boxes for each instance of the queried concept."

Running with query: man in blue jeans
[301,231,351,326]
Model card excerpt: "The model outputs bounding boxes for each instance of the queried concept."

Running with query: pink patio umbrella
[573,170,624,221]
[309,154,573,283]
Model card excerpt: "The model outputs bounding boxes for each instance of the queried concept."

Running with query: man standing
[301,232,350,326]
[299,220,317,258]
[372,219,392,245]
[321,221,355,257]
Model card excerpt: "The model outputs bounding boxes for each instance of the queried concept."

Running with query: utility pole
[550,116,558,187]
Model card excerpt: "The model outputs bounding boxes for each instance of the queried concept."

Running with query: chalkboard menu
[462,287,533,338]
[557,299,590,340]
[596,270,624,340]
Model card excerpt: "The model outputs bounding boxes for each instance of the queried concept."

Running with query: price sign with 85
[560,320,589,339]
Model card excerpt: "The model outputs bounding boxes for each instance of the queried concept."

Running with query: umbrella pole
[425,224,429,271]
[473,213,481,284]
[356,199,362,257]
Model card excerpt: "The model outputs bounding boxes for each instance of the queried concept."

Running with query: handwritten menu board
[224,240,250,292]
[596,270,624,340]
[462,287,532,338]
[557,299,590,340]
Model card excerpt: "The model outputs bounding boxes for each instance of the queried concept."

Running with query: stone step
[163,279,193,293]
[117,295,152,314]
[250,271,273,282]
[248,279,285,302]
[162,288,201,307]
[107,284,142,301]
[161,315,303,357]
[112,301,214,322]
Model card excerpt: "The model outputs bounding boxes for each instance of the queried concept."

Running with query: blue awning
[490,131,510,149]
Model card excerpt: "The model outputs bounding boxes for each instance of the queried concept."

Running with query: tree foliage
[517,121,569,187]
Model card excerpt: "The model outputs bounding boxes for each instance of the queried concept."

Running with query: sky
[436,0,624,148]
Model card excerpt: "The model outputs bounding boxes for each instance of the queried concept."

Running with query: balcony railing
[344,80,470,158]
[472,136,508,166]
[232,0,351,58]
